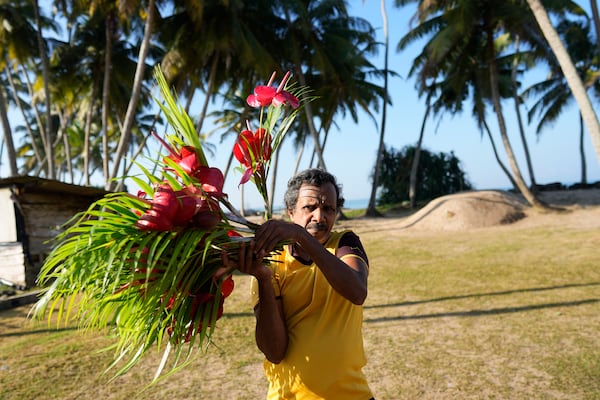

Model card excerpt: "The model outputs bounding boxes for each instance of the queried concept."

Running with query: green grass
[1,216,599,399]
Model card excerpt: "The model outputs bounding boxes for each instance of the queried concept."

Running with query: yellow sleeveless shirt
[250,231,373,399]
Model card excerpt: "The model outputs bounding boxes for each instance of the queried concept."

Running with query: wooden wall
[0,177,107,288]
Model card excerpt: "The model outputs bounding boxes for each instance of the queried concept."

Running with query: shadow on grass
[0,326,78,338]
[364,298,600,323]
[364,281,600,323]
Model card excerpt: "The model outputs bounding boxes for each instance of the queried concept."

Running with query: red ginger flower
[195,166,225,198]
[135,178,224,232]
[233,127,272,185]
[167,145,201,176]
[246,71,299,109]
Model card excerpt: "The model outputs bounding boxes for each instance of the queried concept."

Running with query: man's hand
[253,219,303,258]
[222,240,271,280]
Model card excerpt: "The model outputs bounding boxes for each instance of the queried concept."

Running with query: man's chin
[307,229,329,243]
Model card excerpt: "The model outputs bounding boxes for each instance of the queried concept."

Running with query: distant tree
[376,145,472,205]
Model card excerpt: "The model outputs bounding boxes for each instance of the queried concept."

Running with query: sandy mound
[397,190,528,231]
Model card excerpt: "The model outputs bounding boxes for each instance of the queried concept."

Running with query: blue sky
[2,1,598,211]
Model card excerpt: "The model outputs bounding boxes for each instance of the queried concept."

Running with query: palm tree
[278,0,382,172]
[395,0,571,209]
[591,0,600,55]
[526,0,600,163]
[157,0,279,134]
[32,0,56,178]
[108,0,157,190]
[509,35,538,191]
[0,84,17,176]
[523,19,599,186]
[47,1,155,186]
[0,0,44,176]
[407,91,431,209]
[366,0,389,217]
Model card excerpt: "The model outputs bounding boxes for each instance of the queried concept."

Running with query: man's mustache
[306,222,328,231]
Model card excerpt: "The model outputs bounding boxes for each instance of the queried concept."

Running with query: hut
[0,177,107,288]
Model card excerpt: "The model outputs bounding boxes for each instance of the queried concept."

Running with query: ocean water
[343,198,369,210]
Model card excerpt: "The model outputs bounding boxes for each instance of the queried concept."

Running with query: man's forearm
[254,277,288,364]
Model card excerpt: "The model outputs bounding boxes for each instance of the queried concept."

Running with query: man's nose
[312,207,324,221]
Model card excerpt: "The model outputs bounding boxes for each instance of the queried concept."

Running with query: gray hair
[284,168,345,212]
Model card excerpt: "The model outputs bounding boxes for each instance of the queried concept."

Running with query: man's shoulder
[335,230,361,244]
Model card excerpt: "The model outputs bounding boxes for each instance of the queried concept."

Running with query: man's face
[288,182,338,244]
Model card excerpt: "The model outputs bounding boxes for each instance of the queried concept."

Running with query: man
[225,168,374,399]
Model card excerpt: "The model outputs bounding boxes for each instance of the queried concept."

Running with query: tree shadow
[364,281,600,323]
[0,326,78,338]
[364,298,599,323]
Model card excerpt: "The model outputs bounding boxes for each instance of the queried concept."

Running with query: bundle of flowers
[31,65,307,381]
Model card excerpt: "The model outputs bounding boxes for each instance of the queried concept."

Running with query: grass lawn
[1,214,599,399]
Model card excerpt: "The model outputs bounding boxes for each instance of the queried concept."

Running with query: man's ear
[287,208,294,219]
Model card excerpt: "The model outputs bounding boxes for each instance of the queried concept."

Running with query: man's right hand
[222,240,271,281]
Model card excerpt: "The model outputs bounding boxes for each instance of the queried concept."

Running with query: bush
[377,145,472,205]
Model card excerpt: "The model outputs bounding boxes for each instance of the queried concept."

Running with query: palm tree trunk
[267,145,282,219]
[309,114,335,167]
[61,125,74,183]
[195,55,219,135]
[292,140,305,176]
[482,119,519,191]
[579,113,587,185]
[409,96,431,209]
[295,69,326,170]
[365,0,388,217]
[0,87,18,176]
[486,26,548,210]
[20,65,49,169]
[5,66,43,165]
[102,16,113,187]
[526,0,600,162]
[109,0,155,189]
[511,35,537,191]
[83,84,98,185]
[33,0,54,179]
[590,0,600,56]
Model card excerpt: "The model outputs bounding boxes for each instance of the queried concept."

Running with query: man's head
[284,169,345,244]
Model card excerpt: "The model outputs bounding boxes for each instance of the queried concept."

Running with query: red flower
[135,181,223,231]
[135,183,180,231]
[195,166,225,197]
[246,71,299,109]
[167,145,201,176]
[151,131,205,176]
[233,128,272,185]
[220,275,235,298]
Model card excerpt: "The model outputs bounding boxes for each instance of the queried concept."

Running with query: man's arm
[295,228,368,305]
[252,276,287,364]
[223,241,288,363]
[254,220,368,305]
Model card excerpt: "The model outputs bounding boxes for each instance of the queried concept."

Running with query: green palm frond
[33,191,246,380]
[32,65,304,384]
[31,67,257,382]
[153,65,208,166]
